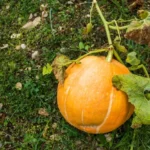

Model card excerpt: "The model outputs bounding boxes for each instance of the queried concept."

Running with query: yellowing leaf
[113,73,150,128]
[83,23,93,35]
[42,63,52,75]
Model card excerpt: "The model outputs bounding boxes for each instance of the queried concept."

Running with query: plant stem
[130,129,137,150]
[94,1,112,45]
[93,0,114,62]
[109,25,129,30]
[129,64,150,78]
[90,0,95,23]
[62,48,108,67]
[113,50,124,64]
[75,48,108,62]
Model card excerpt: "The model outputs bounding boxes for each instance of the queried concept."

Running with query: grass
[0,0,150,150]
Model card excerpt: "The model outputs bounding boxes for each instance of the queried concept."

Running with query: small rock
[21,44,26,49]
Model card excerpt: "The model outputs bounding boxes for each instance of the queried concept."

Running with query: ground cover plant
[1,0,150,150]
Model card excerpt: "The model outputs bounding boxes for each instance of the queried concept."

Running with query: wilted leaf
[125,11,150,47]
[50,134,61,141]
[42,63,53,75]
[126,52,140,66]
[38,108,49,116]
[83,23,93,35]
[22,17,41,29]
[52,54,71,84]
[137,10,149,19]
[114,37,127,53]
[128,0,144,10]
[0,44,8,50]
[112,73,150,128]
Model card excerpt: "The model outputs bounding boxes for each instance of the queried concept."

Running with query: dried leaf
[50,134,61,141]
[52,54,71,84]
[15,82,22,90]
[31,51,39,59]
[125,11,150,47]
[52,122,58,129]
[128,0,144,10]
[42,123,49,138]
[22,17,41,29]
[38,108,49,116]
[0,44,8,50]
[0,103,3,110]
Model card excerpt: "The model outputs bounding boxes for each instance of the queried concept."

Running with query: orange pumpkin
[57,56,134,134]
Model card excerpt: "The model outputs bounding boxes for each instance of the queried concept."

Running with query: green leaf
[126,52,140,66]
[52,54,71,84]
[79,42,85,50]
[85,45,90,51]
[112,73,150,128]
[42,63,53,75]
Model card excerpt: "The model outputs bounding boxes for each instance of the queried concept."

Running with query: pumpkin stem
[92,0,115,62]
[74,48,108,63]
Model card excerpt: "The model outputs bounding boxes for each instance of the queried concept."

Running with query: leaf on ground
[15,82,22,90]
[42,63,53,75]
[38,108,49,116]
[126,52,140,66]
[124,10,150,47]
[22,17,41,29]
[112,73,150,128]
[52,54,71,84]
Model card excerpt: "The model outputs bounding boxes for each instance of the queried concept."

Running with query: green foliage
[126,52,141,66]
[113,74,150,128]
[42,63,53,75]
